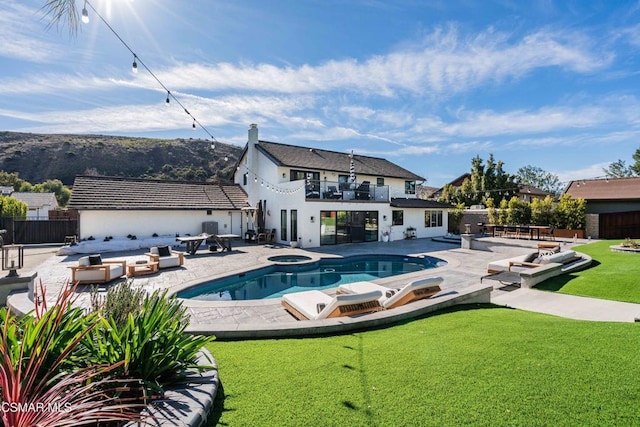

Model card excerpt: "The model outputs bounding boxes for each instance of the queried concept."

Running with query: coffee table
[127,261,159,277]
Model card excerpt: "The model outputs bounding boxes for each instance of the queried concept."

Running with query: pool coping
[186,282,493,339]
[172,251,455,299]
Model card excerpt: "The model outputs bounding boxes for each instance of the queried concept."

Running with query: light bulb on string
[165,91,170,106]
[192,119,196,130]
[132,55,138,73]
[81,1,89,23]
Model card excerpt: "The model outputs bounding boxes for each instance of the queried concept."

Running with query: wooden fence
[0,217,78,244]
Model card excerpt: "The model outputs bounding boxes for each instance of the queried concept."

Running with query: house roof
[10,192,58,209]
[253,141,425,181]
[564,177,640,201]
[416,185,439,199]
[390,198,452,209]
[0,186,13,195]
[68,176,248,210]
[519,185,553,197]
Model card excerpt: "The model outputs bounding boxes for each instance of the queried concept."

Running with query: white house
[68,176,248,239]
[10,192,59,220]
[233,124,450,248]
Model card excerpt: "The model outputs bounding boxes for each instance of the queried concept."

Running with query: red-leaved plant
[0,280,149,426]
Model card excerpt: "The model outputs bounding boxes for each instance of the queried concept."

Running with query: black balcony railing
[305,180,389,202]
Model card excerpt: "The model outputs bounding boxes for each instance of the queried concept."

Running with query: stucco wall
[78,210,242,239]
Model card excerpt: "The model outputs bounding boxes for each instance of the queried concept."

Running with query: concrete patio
[8,236,640,338]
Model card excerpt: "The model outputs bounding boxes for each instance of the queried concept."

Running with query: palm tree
[41,0,81,34]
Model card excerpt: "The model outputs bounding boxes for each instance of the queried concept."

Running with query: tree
[438,154,518,207]
[530,195,554,226]
[602,159,635,178]
[33,179,72,207]
[554,195,586,229]
[0,196,28,219]
[41,0,81,34]
[602,147,640,177]
[516,165,563,194]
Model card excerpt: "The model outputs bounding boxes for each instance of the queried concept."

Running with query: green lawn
[536,239,640,303]
[207,306,640,426]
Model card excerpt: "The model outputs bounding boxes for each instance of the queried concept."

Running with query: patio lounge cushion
[282,290,383,321]
[338,276,443,309]
[539,250,576,265]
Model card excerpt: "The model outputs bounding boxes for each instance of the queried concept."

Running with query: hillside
[0,132,243,186]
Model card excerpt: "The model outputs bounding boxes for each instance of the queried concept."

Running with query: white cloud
[0,1,66,62]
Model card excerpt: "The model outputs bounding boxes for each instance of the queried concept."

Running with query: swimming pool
[177,254,447,301]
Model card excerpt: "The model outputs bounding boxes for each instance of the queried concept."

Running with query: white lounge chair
[338,277,443,309]
[281,290,383,321]
[145,246,185,269]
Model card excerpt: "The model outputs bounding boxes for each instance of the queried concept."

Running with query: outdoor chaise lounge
[485,249,592,289]
[338,277,443,309]
[69,254,126,284]
[146,245,185,269]
[281,290,383,321]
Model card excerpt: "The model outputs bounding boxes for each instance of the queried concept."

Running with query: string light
[80,1,220,143]
[81,1,89,23]
[192,119,196,130]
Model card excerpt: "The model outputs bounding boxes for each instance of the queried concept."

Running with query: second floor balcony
[305,180,389,202]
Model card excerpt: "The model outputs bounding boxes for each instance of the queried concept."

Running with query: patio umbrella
[349,150,356,183]
[257,200,265,231]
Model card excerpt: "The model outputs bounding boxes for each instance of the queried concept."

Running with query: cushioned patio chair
[69,254,126,284]
[146,245,185,269]
[338,276,443,309]
[281,290,383,321]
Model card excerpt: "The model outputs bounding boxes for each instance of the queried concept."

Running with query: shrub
[85,288,215,395]
[90,279,146,328]
[554,195,586,229]
[0,281,146,426]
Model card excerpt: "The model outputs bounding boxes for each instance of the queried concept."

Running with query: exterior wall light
[2,244,24,278]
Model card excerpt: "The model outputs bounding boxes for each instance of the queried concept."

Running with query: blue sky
[2,0,640,187]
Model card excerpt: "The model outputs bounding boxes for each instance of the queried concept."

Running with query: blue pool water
[177,254,447,301]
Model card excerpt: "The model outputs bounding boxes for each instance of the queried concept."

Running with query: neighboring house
[233,124,451,247]
[0,186,13,196]
[416,184,439,199]
[10,192,59,220]
[564,177,640,239]
[517,184,554,203]
[432,173,551,203]
[67,176,248,239]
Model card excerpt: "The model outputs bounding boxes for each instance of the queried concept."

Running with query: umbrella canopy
[257,200,265,231]
[349,151,356,183]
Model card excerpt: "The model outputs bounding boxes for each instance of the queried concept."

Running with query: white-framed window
[424,210,443,227]
[405,181,416,194]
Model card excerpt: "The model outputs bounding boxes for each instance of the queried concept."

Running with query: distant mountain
[0,132,242,186]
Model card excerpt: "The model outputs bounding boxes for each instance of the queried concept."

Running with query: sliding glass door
[320,210,378,245]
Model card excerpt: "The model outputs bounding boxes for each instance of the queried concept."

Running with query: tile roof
[519,185,553,197]
[390,198,452,209]
[68,176,248,210]
[255,141,424,181]
[10,192,58,208]
[564,177,640,201]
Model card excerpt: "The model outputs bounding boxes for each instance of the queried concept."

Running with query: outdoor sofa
[485,249,592,288]
[69,254,126,284]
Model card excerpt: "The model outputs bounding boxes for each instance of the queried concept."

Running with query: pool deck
[10,236,640,338]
